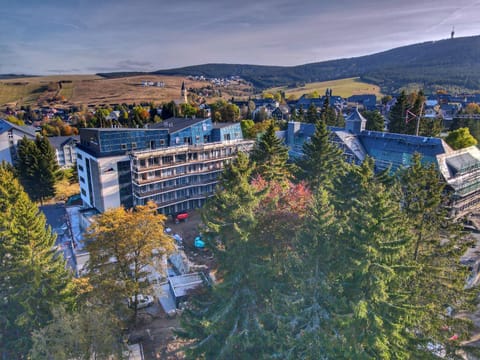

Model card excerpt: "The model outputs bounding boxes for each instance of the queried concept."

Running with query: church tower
[181,81,188,104]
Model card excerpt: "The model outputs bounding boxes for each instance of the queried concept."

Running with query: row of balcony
[133,167,223,185]
[133,178,219,198]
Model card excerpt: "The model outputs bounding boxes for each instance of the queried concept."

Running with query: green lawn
[266,77,383,99]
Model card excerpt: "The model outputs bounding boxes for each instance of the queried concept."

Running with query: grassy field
[0,75,101,108]
[0,74,252,109]
[266,77,383,99]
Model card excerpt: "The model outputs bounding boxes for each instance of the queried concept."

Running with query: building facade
[0,118,37,165]
[284,109,480,218]
[47,135,80,168]
[76,118,253,214]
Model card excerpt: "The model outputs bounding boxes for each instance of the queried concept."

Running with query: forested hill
[141,35,480,93]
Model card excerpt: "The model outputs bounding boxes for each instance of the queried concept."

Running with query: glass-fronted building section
[76,118,254,215]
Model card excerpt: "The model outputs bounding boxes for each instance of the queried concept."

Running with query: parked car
[127,294,154,309]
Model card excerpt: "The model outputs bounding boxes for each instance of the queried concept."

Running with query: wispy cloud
[1,0,479,74]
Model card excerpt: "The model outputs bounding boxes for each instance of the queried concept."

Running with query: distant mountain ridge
[99,35,480,93]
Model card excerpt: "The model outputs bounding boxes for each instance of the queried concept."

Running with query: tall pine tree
[398,153,474,355]
[295,119,346,191]
[388,90,408,134]
[0,164,74,357]
[180,152,275,358]
[250,122,291,183]
[16,135,58,204]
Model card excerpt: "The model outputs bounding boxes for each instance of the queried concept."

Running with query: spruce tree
[277,187,341,358]
[363,110,385,131]
[398,153,474,355]
[180,152,274,358]
[306,103,319,123]
[0,164,74,357]
[16,135,58,204]
[331,169,415,359]
[320,95,337,126]
[295,119,346,191]
[250,122,291,183]
[35,135,59,203]
[388,90,408,134]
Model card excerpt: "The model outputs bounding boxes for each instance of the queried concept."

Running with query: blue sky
[1,0,479,74]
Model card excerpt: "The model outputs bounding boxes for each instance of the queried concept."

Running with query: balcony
[133,178,219,198]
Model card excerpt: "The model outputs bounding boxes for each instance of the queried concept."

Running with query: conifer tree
[306,103,319,123]
[276,187,340,358]
[35,135,59,203]
[331,168,415,359]
[0,164,74,357]
[363,109,385,131]
[320,94,337,126]
[250,122,291,183]
[388,90,408,134]
[180,153,276,359]
[16,135,58,204]
[398,153,474,354]
[295,119,346,191]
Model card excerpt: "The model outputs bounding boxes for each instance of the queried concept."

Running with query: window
[121,144,127,150]
[77,153,83,160]
[80,176,85,184]
[131,142,137,149]
[160,139,165,145]
[78,165,84,172]
[81,188,87,196]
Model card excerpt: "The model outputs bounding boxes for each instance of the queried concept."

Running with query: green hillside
[138,35,480,93]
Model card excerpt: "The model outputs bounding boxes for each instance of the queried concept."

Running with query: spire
[451,26,455,39]
[181,81,187,104]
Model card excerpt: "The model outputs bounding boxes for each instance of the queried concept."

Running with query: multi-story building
[284,109,480,218]
[76,117,253,214]
[47,135,80,168]
[0,118,37,165]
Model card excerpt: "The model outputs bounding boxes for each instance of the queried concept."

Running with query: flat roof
[168,272,204,298]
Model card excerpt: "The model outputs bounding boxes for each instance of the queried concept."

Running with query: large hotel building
[76,117,253,215]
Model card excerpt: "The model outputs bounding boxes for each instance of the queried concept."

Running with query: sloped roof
[149,117,208,133]
[359,130,452,171]
[47,135,80,150]
[346,107,367,123]
[0,118,37,137]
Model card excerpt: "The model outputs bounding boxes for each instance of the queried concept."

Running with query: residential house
[47,135,80,168]
[0,118,37,165]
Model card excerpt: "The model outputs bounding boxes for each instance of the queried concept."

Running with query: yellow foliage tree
[85,202,175,317]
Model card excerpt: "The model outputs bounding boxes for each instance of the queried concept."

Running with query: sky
[1,0,480,75]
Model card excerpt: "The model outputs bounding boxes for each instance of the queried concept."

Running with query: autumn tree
[85,202,175,319]
[445,127,478,149]
[0,164,74,358]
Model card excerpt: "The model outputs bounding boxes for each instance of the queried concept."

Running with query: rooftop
[149,117,208,134]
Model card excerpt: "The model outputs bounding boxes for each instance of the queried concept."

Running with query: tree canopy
[445,127,478,150]
[0,164,74,357]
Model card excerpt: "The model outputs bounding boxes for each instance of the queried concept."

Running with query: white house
[0,118,37,165]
